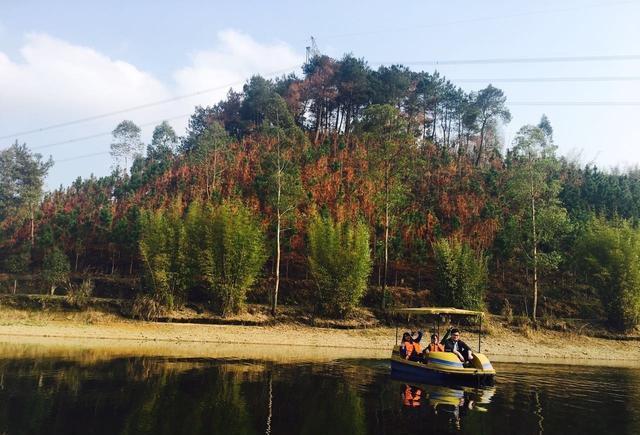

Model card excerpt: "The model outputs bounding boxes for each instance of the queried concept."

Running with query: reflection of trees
[0,358,260,435]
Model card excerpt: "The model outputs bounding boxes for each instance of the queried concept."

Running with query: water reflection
[395,381,495,433]
[0,354,638,435]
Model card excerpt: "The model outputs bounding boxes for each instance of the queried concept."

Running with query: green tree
[359,104,412,308]
[150,121,179,156]
[433,239,487,311]
[0,142,53,246]
[504,121,570,321]
[200,202,266,316]
[191,121,231,201]
[139,203,186,308]
[42,247,70,295]
[255,128,304,316]
[576,218,640,330]
[308,214,372,317]
[472,85,511,166]
[110,120,144,174]
[3,243,30,293]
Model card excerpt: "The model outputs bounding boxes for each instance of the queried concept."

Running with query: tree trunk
[382,166,390,310]
[531,189,539,322]
[212,148,219,195]
[272,141,282,317]
[273,208,281,317]
[13,279,17,295]
[30,209,35,246]
[314,107,322,144]
[475,120,487,166]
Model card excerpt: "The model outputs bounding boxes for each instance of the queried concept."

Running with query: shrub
[576,218,640,330]
[433,239,487,311]
[129,294,167,320]
[199,202,266,316]
[308,215,372,317]
[65,278,94,308]
[501,298,514,323]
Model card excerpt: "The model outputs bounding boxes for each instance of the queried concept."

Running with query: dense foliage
[308,214,372,316]
[433,239,487,311]
[3,53,640,326]
[576,219,640,330]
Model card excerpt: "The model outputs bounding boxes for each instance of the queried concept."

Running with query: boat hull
[390,348,495,386]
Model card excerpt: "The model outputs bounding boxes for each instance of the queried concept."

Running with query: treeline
[1,53,640,329]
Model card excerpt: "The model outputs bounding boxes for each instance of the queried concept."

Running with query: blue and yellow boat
[390,307,496,384]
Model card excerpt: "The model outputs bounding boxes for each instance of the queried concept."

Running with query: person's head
[430,333,439,344]
[402,332,411,342]
[451,328,461,341]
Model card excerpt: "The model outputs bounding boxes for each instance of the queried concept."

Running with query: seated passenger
[400,331,424,362]
[400,332,414,360]
[425,333,445,352]
[410,330,423,357]
[443,328,473,363]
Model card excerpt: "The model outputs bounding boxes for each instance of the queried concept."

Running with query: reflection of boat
[390,307,496,385]
[396,378,495,412]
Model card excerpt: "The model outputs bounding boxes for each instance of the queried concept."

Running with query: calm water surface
[0,352,638,435]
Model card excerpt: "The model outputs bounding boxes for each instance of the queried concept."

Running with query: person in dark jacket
[443,328,473,363]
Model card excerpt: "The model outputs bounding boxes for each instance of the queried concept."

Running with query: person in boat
[443,328,473,363]
[425,333,445,353]
[400,330,424,361]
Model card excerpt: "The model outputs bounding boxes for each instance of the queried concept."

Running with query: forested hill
[2,54,640,329]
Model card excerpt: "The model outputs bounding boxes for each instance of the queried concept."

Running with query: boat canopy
[390,307,484,317]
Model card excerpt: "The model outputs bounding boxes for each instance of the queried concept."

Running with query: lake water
[0,351,638,435]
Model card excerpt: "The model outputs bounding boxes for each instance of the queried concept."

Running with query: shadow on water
[0,352,638,435]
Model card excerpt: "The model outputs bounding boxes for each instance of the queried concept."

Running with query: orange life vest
[403,341,415,359]
[427,343,444,352]
[413,342,422,354]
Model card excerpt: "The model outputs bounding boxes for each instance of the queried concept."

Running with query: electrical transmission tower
[305,36,320,62]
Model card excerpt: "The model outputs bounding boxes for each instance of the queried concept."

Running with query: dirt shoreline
[0,308,638,367]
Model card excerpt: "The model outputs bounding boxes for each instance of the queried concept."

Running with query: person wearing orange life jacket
[425,333,445,353]
[400,330,424,361]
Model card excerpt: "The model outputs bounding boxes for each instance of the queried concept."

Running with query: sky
[1,0,640,188]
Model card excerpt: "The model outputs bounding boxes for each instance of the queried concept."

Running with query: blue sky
[1,0,640,187]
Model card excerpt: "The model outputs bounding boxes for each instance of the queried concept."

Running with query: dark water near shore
[0,355,638,435]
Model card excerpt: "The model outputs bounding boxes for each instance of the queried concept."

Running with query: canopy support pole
[478,315,482,353]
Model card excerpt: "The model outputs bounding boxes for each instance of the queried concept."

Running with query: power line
[56,151,110,163]
[31,100,640,166]
[4,1,639,142]
[509,101,640,106]
[452,76,640,83]
[31,113,192,151]
[371,54,640,67]
[7,57,640,145]
[320,0,640,40]
[0,65,300,141]
[26,99,640,157]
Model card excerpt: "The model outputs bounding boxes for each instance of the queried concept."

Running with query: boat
[390,307,496,385]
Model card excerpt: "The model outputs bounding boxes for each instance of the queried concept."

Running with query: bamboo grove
[2,54,640,328]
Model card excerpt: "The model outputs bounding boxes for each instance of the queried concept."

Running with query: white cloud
[0,30,303,187]
[0,33,170,124]
[174,29,303,96]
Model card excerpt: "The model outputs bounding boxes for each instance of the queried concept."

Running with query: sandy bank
[0,308,638,367]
